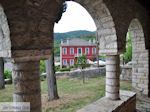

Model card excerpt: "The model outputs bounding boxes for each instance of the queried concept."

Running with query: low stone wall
[120,65,132,81]
[77,90,136,112]
[56,67,106,78]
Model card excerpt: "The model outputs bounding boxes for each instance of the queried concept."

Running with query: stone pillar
[106,55,120,100]
[12,61,41,112]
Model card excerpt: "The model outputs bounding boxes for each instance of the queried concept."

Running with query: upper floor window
[85,48,89,55]
[70,48,74,55]
[63,48,67,55]
[92,47,96,55]
[77,48,82,56]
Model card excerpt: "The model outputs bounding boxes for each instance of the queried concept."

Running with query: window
[85,48,89,55]
[70,59,74,65]
[92,47,97,54]
[63,59,67,65]
[70,48,74,54]
[63,48,67,55]
[77,48,82,55]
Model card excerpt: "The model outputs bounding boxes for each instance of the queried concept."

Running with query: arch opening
[54,1,98,68]
[127,19,149,96]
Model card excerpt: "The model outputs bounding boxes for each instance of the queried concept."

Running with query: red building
[60,38,97,67]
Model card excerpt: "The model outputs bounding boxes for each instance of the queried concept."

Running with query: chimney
[61,39,63,44]
[67,39,69,45]
[89,39,91,44]
[93,39,96,43]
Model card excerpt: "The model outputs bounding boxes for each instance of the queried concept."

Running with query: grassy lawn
[0,76,132,112]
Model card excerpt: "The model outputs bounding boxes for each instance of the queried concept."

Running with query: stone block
[106,78,119,86]
[77,90,136,112]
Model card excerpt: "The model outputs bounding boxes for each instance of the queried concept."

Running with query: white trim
[85,47,89,55]
[77,48,82,56]
[70,59,74,65]
[92,47,96,55]
[70,48,74,55]
[63,59,67,66]
[63,47,67,55]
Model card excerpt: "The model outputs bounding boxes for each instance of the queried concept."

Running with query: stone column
[12,61,41,112]
[106,55,120,100]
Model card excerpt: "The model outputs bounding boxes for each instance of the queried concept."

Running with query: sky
[54,1,96,33]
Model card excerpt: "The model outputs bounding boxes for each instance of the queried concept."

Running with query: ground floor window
[63,59,67,65]
[70,59,74,65]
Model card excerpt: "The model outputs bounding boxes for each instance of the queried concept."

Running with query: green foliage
[4,70,12,79]
[76,55,88,69]
[54,41,60,57]
[54,30,96,56]
[55,65,60,72]
[99,55,106,61]
[123,32,132,63]
[0,76,132,111]
[75,55,88,84]
[40,60,46,73]
[54,30,95,41]
[59,68,70,72]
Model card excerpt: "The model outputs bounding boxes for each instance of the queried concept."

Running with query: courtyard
[0,76,132,112]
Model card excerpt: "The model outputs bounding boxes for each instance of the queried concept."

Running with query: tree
[45,52,59,101]
[76,55,88,84]
[123,32,132,63]
[0,58,5,89]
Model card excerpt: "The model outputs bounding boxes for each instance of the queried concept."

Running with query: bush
[40,60,46,73]
[4,70,12,79]
[59,68,70,72]
[55,65,60,72]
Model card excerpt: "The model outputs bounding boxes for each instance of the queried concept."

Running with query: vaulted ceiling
[137,0,150,10]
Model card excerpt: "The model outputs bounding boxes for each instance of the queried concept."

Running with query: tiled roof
[61,38,96,46]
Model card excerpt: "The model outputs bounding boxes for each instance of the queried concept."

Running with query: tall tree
[0,57,5,89]
[45,52,59,101]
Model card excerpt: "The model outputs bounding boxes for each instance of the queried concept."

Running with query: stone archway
[72,0,121,100]
[74,0,118,55]
[128,19,149,96]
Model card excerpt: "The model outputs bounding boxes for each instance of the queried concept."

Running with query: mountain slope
[54,30,95,41]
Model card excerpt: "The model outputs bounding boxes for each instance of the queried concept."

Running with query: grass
[0,76,132,112]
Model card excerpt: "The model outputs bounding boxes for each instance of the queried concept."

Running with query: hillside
[54,30,95,42]
[54,30,96,56]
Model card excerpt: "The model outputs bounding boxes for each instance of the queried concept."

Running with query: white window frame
[63,47,67,55]
[70,59,74,65]
[85,47,89,55]
[77,48,82,56]
[63,59,67,65]
[70,48,74,55]
[92,47,96,55]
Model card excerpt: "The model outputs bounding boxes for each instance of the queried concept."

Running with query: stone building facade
[0,0,149,112]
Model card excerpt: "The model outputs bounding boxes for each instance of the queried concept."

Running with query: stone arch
[0,4,11,57]
[128,18,149,96]
[74,0,118,55]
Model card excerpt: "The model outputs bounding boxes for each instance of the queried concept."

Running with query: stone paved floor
[136,96,150,112]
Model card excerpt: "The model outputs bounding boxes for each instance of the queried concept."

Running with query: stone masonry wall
[75,0,118,55]
[56,67,106,78]
[0,5,11,57]
[130,19,149,96]
[120,65,132,81]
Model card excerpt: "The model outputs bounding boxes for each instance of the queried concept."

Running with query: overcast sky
[54,1,96,33]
